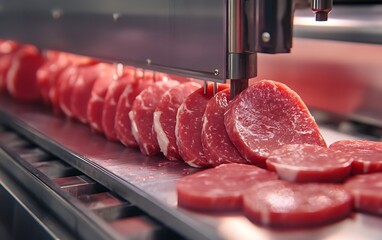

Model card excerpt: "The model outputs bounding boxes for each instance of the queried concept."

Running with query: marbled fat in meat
[266,144,352,182]
[153,82,200,161]
[176,84,228,168]
[177,163,278,211]
[202,89,248,166]
[224,80,326,168]
[243,180,352,227]
[130,80,179,155]
[330,140,382,175]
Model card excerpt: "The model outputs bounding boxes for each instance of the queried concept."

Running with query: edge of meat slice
[201,88,248,166]
[87,66,115,133]
[176,84,228,168]
[344,172,382,216]
[224,79,326,168]
[266,144,352,182]
[0,40,20,92]
[6,45,44,101]
[176,163,278,211]
[115,70,155,147]
[37,51,70,105]
[329,140,382,175]
[129,80,179,155]
[243,180,352,228]
[71,63,110,123]
[153,82,200,161]
[56,65,79,117]
[102,70,135,141]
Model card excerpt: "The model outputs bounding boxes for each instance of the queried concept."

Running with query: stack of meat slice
[174,79,382,229]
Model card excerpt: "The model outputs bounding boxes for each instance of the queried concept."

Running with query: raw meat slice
[243,180,352,228]
[36,51,60,104]
[153,82,200,161]
[37,51,70,105]
[224,80,326,168]
[344,173,382,216]
[56,65,80,117]
[87,66,117,133]
[202,89,248,166]
[176,84,228,168]
[176,163,278,211]
[0,40,19,55]
[102,70,135,141]
[0,40,20,92]
[130,80,179,155]
[0,53,15,92]
[71,63,112,123]
[6,45,44,101]
[329,140,382,174]
[56,54,98,118]
[115,70,155,147]
[266,144,352,182]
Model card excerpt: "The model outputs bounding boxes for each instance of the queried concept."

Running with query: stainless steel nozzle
[312,0,333,21]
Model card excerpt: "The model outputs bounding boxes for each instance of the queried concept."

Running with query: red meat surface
[224,80,326,168]
[6,45,44,101]
[115,70,155,147]
[243,180,352,228]
[87,66,116,133]
[344,173,382,216]
[176,163,278,211]
[56,65,80,117]
[202,89,248,167]
[55,56,99,117]
[176,84,228,168]
[153,82,200,161]
[102,69,135,141]
[71,63,112,123]
[329,140,382,175]
[130,80,179,155]
[266,144,352,182]
[37,51,70,105]
[0,40,20,92]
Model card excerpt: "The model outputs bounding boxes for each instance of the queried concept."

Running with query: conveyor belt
[0,126,182,240]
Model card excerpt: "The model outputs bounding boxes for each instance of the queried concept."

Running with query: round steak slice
[329,140,382,174]
[130,80,179,155]
[344,173,382,216]
[102,70,135,141]
[177,163,278,211]
[202,88,248,167]
[224,80,326,168]
[115,70,155,147]
[6,45,44,101]
[176,84,228,168]
[87,66,115,133]
[153,82,200,161]
[71,63,111,123]
[243,180,352,228]
[0,40,20,92]
[266,144,352,182]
